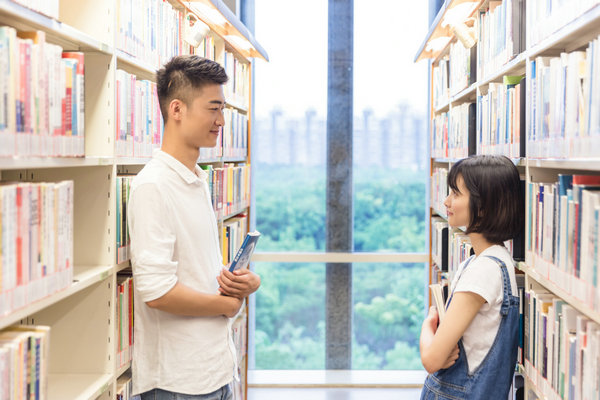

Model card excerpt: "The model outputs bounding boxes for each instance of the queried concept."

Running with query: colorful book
[228,231,260,272]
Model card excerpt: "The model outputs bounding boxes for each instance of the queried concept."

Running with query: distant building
[253,105,427,171]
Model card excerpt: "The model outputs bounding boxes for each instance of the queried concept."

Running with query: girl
[420,155,523,399]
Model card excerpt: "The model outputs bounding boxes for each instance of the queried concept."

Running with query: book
[429,282,448,321]
[62,52,85,155]
[115,69,162,158]
[228,231,260,272]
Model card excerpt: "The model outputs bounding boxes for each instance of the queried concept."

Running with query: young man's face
[180,83,226,149]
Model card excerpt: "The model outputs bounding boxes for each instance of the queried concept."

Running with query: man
[128,55,261,400]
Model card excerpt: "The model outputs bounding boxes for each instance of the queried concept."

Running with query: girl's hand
[424,306,439,333]
[421,307,460,369]
[441,344,460,369]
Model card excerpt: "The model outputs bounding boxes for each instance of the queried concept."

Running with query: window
[254,262,326,369]
[251,0,429,372]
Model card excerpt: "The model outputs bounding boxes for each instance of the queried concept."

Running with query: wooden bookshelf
[0,0,265,398]
[420,1,600,398]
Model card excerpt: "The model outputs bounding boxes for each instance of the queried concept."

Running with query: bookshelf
[0,0,266,398]
[418,0,600,399]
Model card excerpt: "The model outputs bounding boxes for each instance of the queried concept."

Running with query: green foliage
[352,264,424,370]
[384,341,424,370]
[255,165,325,251]
[255,322,325,369]
[255,263,325,342]
[353,170,427,252]
[254,165,427,370]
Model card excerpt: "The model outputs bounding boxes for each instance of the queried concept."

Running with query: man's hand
[217,268,261,299]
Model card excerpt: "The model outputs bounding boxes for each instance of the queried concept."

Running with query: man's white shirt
[128,149,235,395]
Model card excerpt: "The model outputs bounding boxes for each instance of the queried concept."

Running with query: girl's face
[444,174,470,228]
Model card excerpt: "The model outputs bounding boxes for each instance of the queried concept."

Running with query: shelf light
[426,36,451,52]
[441,2,478,49]
[225,34,253,51]
[452,19,476,49]
[184,18,210,48]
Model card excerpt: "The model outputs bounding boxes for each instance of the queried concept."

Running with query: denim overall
[421,255,520,400]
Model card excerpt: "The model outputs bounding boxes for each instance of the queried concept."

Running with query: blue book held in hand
[229,231,261,272]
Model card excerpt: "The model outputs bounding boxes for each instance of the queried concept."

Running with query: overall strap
[445,255,475,311]
[483,255,514,316]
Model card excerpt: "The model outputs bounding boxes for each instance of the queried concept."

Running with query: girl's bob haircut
[447,155,524,243]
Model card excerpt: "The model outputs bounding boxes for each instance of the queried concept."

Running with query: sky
[253,0,429,119]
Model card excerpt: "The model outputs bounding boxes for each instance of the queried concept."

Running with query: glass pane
[252,0,327,252]
[352,263,426,370]
[353,0,429,253]
[253,262,326,369]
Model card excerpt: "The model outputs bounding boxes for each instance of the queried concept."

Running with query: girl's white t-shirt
[450,244,518,375]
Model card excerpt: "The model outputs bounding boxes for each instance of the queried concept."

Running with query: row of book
[431,104,472,159]
[431,217,448,271]
[0,27,85,157]
[224,52,250,109]
[477,77,525,157]
[432,60,449,110]
[0,325,50,400]
[477,0,525,80]
[115,69,163,158]
[526,174,600,311]
[221,214,249,266]
[117,275,133,370]
[116,176,133,264]
[117,0,185,70]
[11,0,58,19]
[1,181,74,317]
[201,164,251,220]
[524,284,600,400]
[448,40,475,96]
[223,108,249,158]
[431,168,448,217]
[448,231,473,279]
[431,78,526,160]
[527,0,600,49]
[447,103,472,159]
[431,113,450,159]
[528,36,600,158]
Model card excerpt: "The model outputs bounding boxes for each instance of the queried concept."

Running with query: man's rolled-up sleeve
[128,182,178,303]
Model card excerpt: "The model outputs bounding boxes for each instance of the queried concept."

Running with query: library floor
[247,387,423,400]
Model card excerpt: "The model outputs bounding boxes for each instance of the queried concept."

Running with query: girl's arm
[419,291,486,373]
